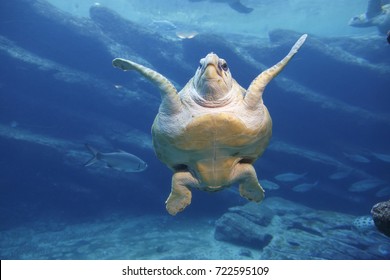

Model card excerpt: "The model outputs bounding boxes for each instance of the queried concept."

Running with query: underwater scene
[0,0,390,260]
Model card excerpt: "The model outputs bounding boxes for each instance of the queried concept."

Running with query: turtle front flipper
[232,163,265,203]
[165,171,198,215]
[244,34,307,109]
[112,58,182,114]
[367,0,382,18]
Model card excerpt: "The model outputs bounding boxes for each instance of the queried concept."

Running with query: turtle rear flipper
[165,172,197,215]
[234,164,265,202]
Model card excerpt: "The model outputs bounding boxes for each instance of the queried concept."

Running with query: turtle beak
[201,53,221,79]
[203,64,219,79]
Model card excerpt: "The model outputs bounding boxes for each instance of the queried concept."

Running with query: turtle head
[192,53,234,106]
[348,14,372,27]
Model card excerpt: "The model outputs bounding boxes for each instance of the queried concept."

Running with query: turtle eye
[221,62,228,71]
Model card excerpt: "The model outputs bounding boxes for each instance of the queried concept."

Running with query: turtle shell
[152,108,272,188]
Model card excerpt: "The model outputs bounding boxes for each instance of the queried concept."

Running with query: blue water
[0,0,389,259]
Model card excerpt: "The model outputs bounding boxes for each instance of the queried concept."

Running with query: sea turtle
[113,34,307,215]
[349,0,390,34]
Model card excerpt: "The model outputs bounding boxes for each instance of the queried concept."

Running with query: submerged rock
[371,200,390,237]
[214,212,273,249]
[215,198,390,259]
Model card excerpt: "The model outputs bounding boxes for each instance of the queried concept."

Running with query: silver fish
[274,172,307,182]
[343,152,370,163]
[375,187,390,198]
[84,144,147,172]
[328,170,352,180]
[292,181,318,192]
[348,178,385,192]
[372,152,390,163]
[260,179,280,190]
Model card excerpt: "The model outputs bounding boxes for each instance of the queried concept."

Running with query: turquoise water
[46,0,374,37]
